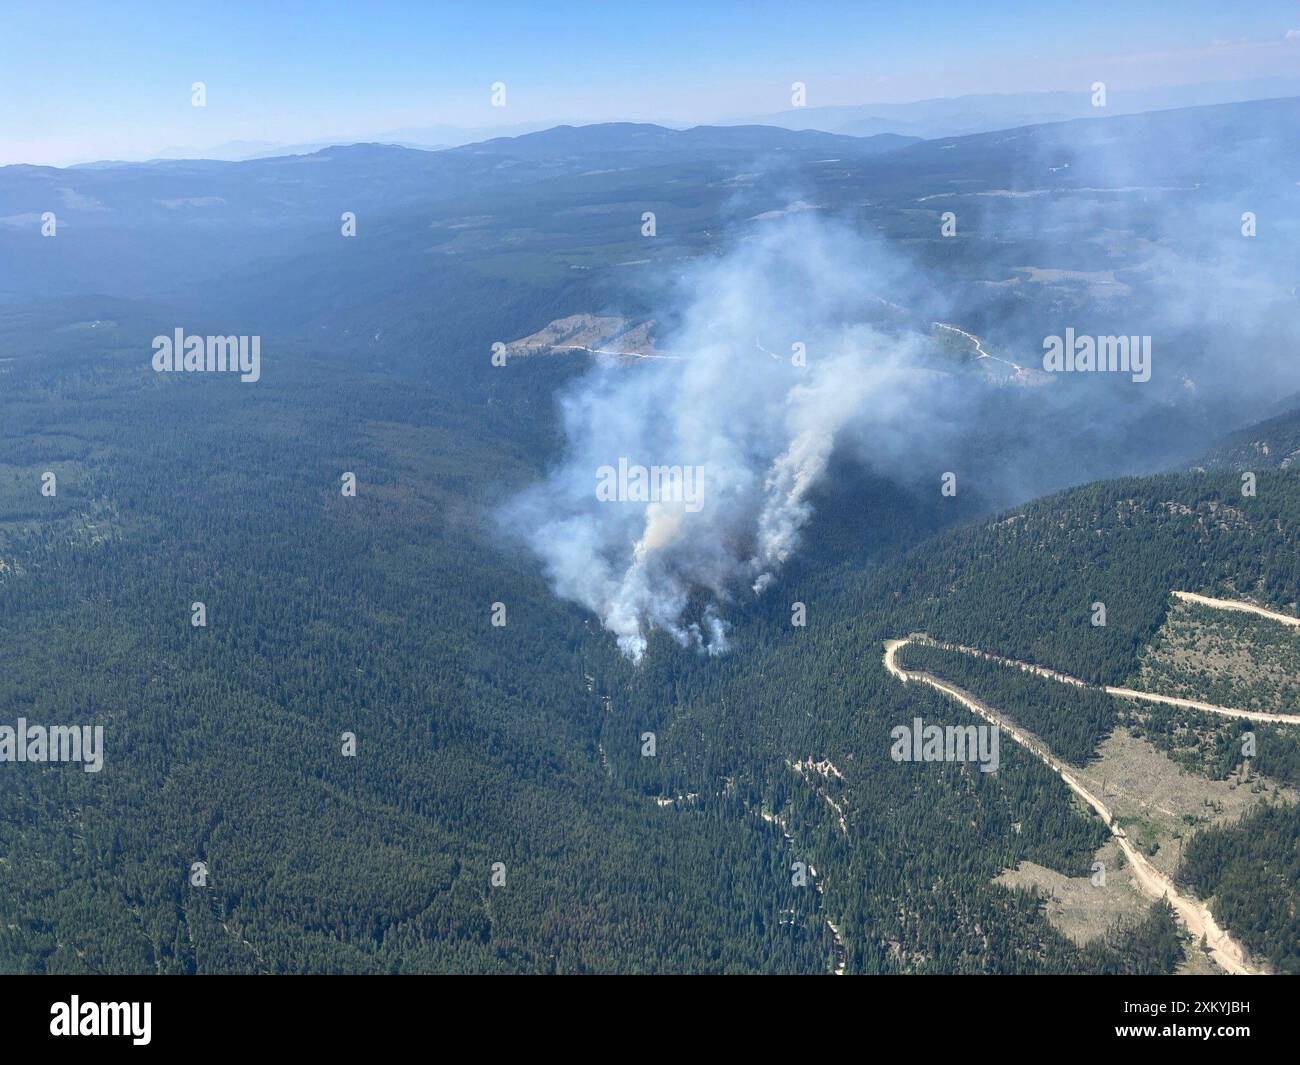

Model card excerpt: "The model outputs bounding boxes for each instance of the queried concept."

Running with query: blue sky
[3,0,1300,164]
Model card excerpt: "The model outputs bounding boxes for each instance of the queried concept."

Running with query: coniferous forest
[3,47,1300,980]
[4,322,1298,973]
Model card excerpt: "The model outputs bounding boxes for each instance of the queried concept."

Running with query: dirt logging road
[1172,590,1300,628]
[881,591,1300,977]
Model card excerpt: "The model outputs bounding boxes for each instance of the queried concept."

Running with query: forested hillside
[872,425,1300,972]
[0,346,836,974]
[589,406,1300,974]
[1179,804,1300,973]
[8,324,1285,975]
[893,641,1120,765]
[4,96,1299,976]
[873,471,1300,686]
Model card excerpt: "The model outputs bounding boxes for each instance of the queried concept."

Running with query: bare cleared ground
[995,734,1278,978]
[1071,728,1293,879]
[504,313,627,356]
[995,841,1218,975]
[996,840,1146,943]
[504,314,670,359]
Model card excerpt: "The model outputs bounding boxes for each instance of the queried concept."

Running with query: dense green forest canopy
[3,104,1299,974]
[4,310,1296,972]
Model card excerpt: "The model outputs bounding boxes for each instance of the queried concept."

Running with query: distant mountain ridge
[453,122,920,157]
[725,77,1300,138]
[40,76,1300,164]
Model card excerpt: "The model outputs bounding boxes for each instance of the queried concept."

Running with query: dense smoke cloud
[507,102,1300,660]
[504,217,961,660]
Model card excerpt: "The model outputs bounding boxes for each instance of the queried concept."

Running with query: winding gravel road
[881,590,1299,976]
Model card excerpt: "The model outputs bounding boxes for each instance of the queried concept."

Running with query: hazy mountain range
[65,76,1300,165]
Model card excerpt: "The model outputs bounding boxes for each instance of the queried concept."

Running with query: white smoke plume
[504,215,954,661]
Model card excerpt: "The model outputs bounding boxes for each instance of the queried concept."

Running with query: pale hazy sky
[4,0,1300,165]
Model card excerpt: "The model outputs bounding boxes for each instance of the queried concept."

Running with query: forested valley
[6,312,1296,972]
